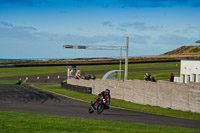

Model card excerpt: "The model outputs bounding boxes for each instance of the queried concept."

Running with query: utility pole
[118,46,122,80]
[124,37,129,80]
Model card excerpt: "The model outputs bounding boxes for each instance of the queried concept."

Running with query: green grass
[33,83,96,102]
[0,111,199,133]
[78,62,180,71]
[0,62,180,77]
[0,66,69,77]
[94,69,180,81]
[128,69,180,81]
[33,83,200,120]
[0,80,19,84]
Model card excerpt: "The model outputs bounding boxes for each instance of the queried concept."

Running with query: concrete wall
[67,79,200,113]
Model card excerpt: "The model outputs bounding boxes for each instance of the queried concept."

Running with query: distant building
[180,59,200,83]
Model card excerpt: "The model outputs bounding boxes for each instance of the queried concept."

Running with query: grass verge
[0,62,180,77]
[0,80,18,84]
[0,111,200,133]
[128,69,180,81]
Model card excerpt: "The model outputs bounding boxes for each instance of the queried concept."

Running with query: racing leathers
[93,90,110,110]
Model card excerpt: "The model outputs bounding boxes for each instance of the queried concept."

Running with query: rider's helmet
[105,89,110,94]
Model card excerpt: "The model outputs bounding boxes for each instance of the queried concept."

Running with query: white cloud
[119,0,200,8]
[0,22,13,27]
[119,21,160,31]
[0,0,51,6]
[154,34,195,46]
[102,20,114,27]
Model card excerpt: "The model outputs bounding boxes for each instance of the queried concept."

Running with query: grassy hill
[162,45,200,55]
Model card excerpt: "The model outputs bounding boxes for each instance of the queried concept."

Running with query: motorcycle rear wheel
[88,106,94,113]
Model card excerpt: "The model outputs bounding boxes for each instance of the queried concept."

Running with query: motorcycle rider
[92,89,110,110]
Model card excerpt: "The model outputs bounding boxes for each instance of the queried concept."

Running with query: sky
[0,0,200,59]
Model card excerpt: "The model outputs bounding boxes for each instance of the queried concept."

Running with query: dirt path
[0,84,199,129]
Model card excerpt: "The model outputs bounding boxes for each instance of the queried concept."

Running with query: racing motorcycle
[88,97,109,114]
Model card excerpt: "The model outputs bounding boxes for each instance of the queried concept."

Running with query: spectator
[88,74,91,80]
[84,74,91,80]
[92,74,96,80]
[69,70,73,76]
[150,75,156,82]
[170,73,175,82]
[75,70,81,79]
[16,78,22,85]
[144,73,150,81]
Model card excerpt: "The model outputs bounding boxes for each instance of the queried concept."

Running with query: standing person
[16,78,22,85]
[144,72,150,81]
[170,73,175,82]
[75,70,81,79]
[69,70,73,76]
[150,75,156,82]
[92,74,96,80]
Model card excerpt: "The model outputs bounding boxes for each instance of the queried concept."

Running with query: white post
[119,46,122,80]
[124,37,129,80]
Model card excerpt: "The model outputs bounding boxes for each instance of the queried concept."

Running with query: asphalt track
[0,84,200,129]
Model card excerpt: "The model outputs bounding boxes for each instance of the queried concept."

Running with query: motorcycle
[88,97,109,114]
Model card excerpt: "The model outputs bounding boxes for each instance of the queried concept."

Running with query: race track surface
[0,84,200,129]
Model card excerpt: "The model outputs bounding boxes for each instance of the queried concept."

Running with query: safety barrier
[61,82,92,94]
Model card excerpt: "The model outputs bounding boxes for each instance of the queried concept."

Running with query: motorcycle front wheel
[96,104,104,114]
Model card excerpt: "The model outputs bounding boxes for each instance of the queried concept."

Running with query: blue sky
[0,0,200,59]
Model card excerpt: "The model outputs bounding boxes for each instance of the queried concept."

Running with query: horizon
[0,0,200,59]
[0,54,156,61]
